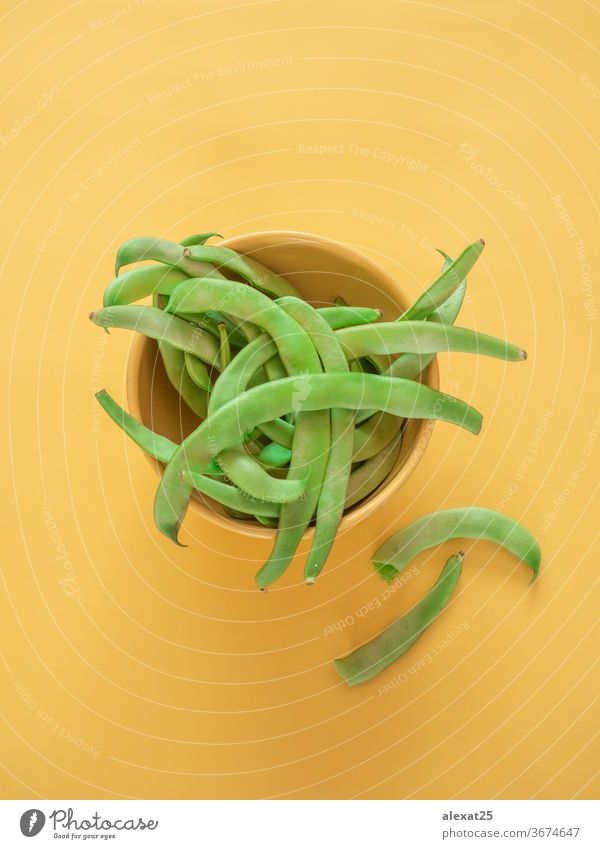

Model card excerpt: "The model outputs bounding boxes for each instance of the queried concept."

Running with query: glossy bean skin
[188,244,301,298]
[276,296,355,584]
[372,507,541,583]
[152,374,483,547]
[334,552,463,685]
[114,236,226,279]
[90,305,221,367]
[399,239,484,321]
[336,321,526,362]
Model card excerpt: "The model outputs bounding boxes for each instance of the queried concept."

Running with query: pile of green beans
[92,232,529,593]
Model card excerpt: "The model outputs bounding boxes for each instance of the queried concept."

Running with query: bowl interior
[127,231,438,538]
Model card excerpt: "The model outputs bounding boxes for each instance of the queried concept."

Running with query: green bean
[276,296,355,585]
[308,305,382,330]
[158,341,209,420]
[184,352,213,392]
[168,278,330,577]
[334,552,463,685]
[256,442,292,468]
[179,232,222,247]
[95,389,284,516]
[352,410,402,462]
[188,244,301,298]
[212,447,307,502]
[372,507,541,583]
[336,321,526,362]
[152,374,483,547]
[96,388,180,464]
[103,263,190,308]
[354,250,465,425]
[399,239,484,321]
[218,323,231,370]
[114,236,227,279]
[90,305,221,367]
[344,431,403,509]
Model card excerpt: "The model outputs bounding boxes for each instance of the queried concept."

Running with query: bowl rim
[126,229,439,540]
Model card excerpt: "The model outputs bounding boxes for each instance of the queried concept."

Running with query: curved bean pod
[256,442,292,468]
[169,278,330,576]
[114,236,226,279]
[184,352,213,392]
[334,552,463,685]
[352,410,402,463]
[305,305,382,330]
[96,389,179,464]
[211,448,307,502]
[158,341,209,419]
[354,251,465,425]
[276,296,355,585]
[179,232,222,247]
[372,507,541,583]
[188,244,301,298]
[336,321,526,362]
[400,238,484,321]
[152,374,483,547]
[344,432,403,509]
[90,305,221,367]
[103,263,189,308]
[181,471,280,517]
[96,389,303,506]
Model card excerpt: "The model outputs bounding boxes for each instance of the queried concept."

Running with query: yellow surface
[1,0,598,800]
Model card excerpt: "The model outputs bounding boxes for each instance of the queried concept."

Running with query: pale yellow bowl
[126,230,439,540]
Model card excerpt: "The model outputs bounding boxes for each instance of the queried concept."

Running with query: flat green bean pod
[179,232,222,247]
[352,410,402,463]
[372,507,541,583]
[256,442,292,468]
[336,321,526,362]
[400,239,484,321]
[276,296,355,585]
[95,390,283,517]
[153,374,483,547]
[304,305,382,330]
[157,341,209,420]
[344,432,403,509]
[170,278,330,576]
[90,305,221,367]
[114,236,226,279]
[188,244,301,298]
[184,352,213,392]
[334,552,463,685]
[354,251,465,425]
[103,263,189,308]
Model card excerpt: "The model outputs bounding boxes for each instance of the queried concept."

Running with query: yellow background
[1,0,598,800]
